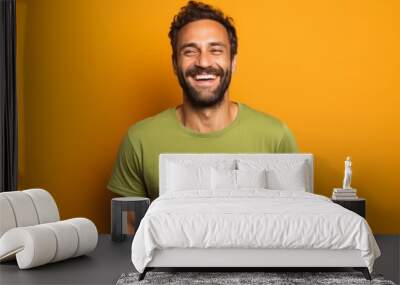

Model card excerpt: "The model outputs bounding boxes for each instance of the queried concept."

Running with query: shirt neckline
[170,102,242,138]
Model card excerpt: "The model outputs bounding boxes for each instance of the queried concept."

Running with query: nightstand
[332,198,366,218]
[111,197,150,241]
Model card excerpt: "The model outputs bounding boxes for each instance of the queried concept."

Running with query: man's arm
[107,134,147,197]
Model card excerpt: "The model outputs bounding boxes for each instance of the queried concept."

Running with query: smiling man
[107,1,299,200]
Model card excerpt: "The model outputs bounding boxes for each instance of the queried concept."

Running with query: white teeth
[194,74,217,80]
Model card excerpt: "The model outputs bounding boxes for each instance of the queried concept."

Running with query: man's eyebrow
[209,42,227,48]
[179,43,199,51]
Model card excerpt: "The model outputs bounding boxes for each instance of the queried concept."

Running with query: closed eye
[183,49,198,56]
[211,49,223,54]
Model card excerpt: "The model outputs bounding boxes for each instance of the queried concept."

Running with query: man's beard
[176,64,232,109]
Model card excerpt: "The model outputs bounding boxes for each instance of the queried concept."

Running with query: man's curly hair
[168,1,238,62]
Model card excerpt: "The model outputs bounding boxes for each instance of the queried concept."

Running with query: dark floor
[374,234,400,284]
[0,235,135,284]
[0,234,398,285]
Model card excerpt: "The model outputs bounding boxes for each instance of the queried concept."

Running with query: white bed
[131,154,380,280]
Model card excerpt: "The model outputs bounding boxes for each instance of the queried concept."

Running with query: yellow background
[16,0,400,234]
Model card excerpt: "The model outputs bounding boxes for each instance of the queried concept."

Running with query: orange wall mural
[16,0,400,234]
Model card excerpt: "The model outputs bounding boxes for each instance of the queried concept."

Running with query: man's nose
[196,52,212,68]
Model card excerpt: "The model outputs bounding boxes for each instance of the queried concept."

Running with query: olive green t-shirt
[107,102,298,200]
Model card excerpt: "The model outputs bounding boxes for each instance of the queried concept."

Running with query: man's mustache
[185,66,224,78]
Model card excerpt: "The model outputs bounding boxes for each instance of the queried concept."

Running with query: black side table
[332,198,366,218]
[111,197,150,241]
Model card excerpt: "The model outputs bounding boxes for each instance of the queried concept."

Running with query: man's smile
[188,72,220,88]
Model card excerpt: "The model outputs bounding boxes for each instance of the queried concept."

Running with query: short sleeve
[276,123,299,153]
[107,134,147,197]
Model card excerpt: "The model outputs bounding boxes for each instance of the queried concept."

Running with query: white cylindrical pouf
[64,218,98,257]
[42,221,79,262]
[0,226,58,269]
[24,189,60,223]
[0,192,39,227]
[0,196,17,237]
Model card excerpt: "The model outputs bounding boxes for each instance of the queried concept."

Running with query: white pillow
[167,162,212,191]
[212,168,237,190]
[266,164,306,191]
[211,169,268,190]
[238,159,307,191]
[237,169,268,188]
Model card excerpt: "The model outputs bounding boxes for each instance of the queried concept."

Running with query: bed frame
[138,154,371,280]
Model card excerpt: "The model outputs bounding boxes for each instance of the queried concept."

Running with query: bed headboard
[159,153,314,195]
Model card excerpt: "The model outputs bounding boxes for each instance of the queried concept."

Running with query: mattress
[131,189,381,273]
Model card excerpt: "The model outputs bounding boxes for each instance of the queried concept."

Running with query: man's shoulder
[240,103,298,152]
[241,103,286,130]
[126,108,175,138]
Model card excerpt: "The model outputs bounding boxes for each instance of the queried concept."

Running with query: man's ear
[231,55,237,73]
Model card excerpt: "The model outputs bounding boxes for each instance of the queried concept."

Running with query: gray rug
[116,271,396,285]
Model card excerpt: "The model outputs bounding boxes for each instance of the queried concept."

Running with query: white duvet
[131,190,380,273]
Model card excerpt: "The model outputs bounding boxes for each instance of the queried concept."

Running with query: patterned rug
[116,271,396,285]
